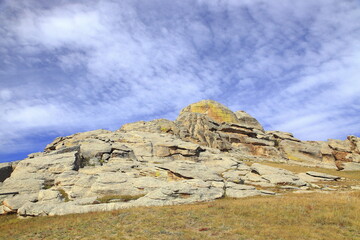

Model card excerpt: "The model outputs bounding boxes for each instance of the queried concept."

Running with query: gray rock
[341,162,360,171]
[38,189,63,202]
[225,182,261,198]
[266,131,300,142]
[222,170,246,183]
[156,161,222,181]
[251,163,293,176]
[260,190,276,195]
[306,171,340,180]
[0,162,13,182]
[234,110,264,131]
[12,151,80,174]
[2,194,37,213]
[261,174,306,186]
[134,179,224,206]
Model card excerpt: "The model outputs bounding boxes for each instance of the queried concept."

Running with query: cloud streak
[1,0,360,161]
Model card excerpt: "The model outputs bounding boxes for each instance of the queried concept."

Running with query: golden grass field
[0,191,359,240]
[1,164,359,240]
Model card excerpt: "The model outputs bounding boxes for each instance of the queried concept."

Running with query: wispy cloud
[0,0,360,161]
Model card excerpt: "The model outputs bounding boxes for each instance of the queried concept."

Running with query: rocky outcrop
[0,99,358,217]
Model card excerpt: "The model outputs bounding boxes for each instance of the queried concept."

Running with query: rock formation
[0,99,359,217]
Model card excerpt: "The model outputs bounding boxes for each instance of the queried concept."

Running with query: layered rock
[0,99,358,217]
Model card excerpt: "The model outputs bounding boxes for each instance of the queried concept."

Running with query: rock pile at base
[0,100,359,217]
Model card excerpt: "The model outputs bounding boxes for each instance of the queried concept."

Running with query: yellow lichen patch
[180,100,239,123]
[287,153,304,161]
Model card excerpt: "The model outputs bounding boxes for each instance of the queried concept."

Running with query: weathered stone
[348,135,360,153]
[157,161,222,181]
[341,162,360,171]
[38,189,63,202]
[234,110,264,131]
[318,141,336,163]
[11,152,80,175]
[230,143,284,161]
[261,174,306,186]
[250,163,306,186]
[2,194,37,212]
[306,171,340,180]
[225,182,261,198]
[251,163,293,176]
[243,172,266,183]
[44,129,112,153]
[297,173,322,183]
[176,112,232,151]
[1,177,44,194]
[260,190,276,195]
[28,152,45,158]
[134,179,224,206]
[328,139,352,152]
[279,140,323,163]
[222,170,246,183]
[121,119,180,135]
[266,131,300,142]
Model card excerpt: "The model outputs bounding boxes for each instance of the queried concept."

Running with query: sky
[1,0,360,163]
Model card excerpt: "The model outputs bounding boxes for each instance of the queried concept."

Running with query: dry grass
[260,162,360,180]
[1,191,359,240]
[95,194,145,204]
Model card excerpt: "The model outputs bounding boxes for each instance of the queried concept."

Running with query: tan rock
[328,139,352,152]
[2,194,37,212]
[279,140,323,163]
[45,129,112,152]
[120,119,180,135]
[225,182,261,198]
[266,131,300,142]
[348,135,360,153]
[176,112,232,151]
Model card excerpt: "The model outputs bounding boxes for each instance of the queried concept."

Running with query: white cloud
[0,89,12,101]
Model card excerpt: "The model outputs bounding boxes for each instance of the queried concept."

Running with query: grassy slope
[0,191,359,240]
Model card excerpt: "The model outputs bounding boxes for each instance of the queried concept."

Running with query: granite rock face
[0,100,357,217]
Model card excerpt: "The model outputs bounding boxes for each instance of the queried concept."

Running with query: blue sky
[1,0,360,163]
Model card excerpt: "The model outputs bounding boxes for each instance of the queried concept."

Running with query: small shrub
[43,179,54,189]
[58,188,70,202]
[160,127,170,133]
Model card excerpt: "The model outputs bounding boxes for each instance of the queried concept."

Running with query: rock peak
[180,99,239,124]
